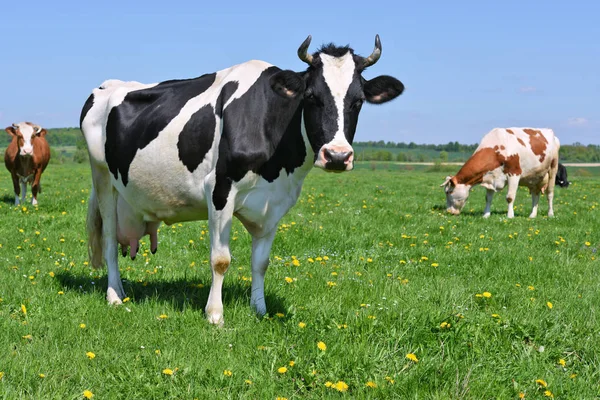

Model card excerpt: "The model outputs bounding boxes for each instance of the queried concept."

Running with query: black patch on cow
[105,73,217,185]
[215,81,239,118]
[79,93,95,128]
[212,67,306,210]
[177,104,216,173]
[556,163,570,188]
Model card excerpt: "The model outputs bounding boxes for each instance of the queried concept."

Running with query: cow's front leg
[529,190,540,218]
[250,229,277,317]
[31,169,43,205]
[483,189,494,218]
[20,180,27,205]
[506,175,520,218]
[11,173,20,205]
[205,186,236,326]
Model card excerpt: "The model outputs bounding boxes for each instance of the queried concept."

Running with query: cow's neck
[455,147,502,186]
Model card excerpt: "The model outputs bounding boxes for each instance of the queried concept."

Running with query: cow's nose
[324,148,353,171]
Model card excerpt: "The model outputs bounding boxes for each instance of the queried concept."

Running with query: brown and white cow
[4,122,51,206]
[441,127,560,218]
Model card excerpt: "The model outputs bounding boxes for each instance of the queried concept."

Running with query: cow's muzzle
[315,145,354,172]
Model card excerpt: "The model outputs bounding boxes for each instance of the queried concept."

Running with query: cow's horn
[12,123,18,128]
[362,34,382,68]
[298,35,314,65]
[33,125,42,133]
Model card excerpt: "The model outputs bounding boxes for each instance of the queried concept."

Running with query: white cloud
[567,117,588,126]
[519,86,537,93]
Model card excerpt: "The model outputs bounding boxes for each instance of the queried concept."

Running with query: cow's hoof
[106,288,123,305]
[483,213,490,219]
[207,313,224,327]
[32,198,38,206]
[548,212,555,218]
[250,299,267,317]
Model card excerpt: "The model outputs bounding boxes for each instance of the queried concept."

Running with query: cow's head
[5,122,46,157]
[270,35,404,172]
[441,176,471,215]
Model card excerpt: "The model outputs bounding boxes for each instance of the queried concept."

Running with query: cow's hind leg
[205,186,236,326]
[31,169,43,205]
[483,189,494,218]
[250,229,277,316]
[547,159,559,217]
[506,176,520,218]
[529,190,540,218]
[93,169,124,304]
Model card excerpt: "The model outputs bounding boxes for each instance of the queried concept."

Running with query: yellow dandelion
[544,390,553,398]
[519,393,525,399]
[275,397,288,400]
[288,361,295,367]
[86,352,96,359]
[163,368,174,376]
[284,277,293,283]
[324,381,333,388]
[317,341,327,351]
[48,271,55,277]
[21,304,27,315]
[0,372,3,380]
[292,259,300,267]
[158,314,168,319]
[155,349,161,355]
[123,297,130,303]
[58,291,64,295]
[298,322,306,328]
[482,292,492,298]
[406,353,419,362]
[334,381,348,392]
[558,359,566,366]
[223,369,232,377]
[79,323,86,329]
[39,373,45,378]
[366,381,377,388]
[547,302,553,309]
[277,366,287,374]
[440,321,451,328]
[323,256,329,261]
[245,379,253,385]
[22,334,33,340]
[275,312,285,318]
[585,241,591,246]
[535,379,547,388]
[83,390,94,399]
[385,376,395,384]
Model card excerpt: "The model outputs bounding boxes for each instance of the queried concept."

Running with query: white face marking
[15,123,35,155]
[320,53,356,147]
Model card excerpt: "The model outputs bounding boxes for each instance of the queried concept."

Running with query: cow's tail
[87,186,104,269]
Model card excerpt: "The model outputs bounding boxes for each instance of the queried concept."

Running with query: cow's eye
[305,93,322,106]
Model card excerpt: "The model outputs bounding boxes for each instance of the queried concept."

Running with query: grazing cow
[555,163,570,188]
[441,127,560,218]
[80,35,404,325]
[4,122,51,205]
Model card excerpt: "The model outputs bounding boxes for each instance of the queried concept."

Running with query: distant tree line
[2,129,599,163]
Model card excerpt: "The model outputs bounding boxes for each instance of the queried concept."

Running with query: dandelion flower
[123,297,130,303]
[223,369,232,377]
[22,334,33,340]
[547,302,553,309]
[79,323,86,329]
[278,366,288,374]
[48,272,55,277]
[163,368,174,376]
[58,291,64,295]
[284,277,293,283]
[385,376,395,384]
[39,373,45,378]
[245,379,253,385]
[366,381,377,388]
[334,381,348,392]
[275,312,284,318]
[482,292,492,298]
[406,353,419,362]
[288,361,295,367]
[440,321,451,328]
[86,352,96,359]
[317,341,327,351]
[292,259,300,267]
[558,359,566,366]
[21,304,27,315]
[83,390,94,399]
[324,381,333,388]
[431,263,439,267]
[0,372,3,380]
[298,322,306,328]
[158,314,168,319]
[535,379,547,387]
[544,390,554,398]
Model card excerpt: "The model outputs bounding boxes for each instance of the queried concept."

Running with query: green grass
[1,163,599,399]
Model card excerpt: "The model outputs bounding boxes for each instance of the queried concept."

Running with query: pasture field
[0,163,599,399]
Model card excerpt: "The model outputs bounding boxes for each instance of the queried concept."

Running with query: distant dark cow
[442,127,560,218]
[80,35,404,325]
[4,122,51,205]
[555,163,570,188]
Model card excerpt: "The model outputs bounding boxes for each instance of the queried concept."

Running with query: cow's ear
[270,70,305,99]
[364,75,404,104]
[6,127,17,136]
[37,129,48,137]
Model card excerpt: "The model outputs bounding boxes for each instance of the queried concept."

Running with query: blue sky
[2,0,599,144]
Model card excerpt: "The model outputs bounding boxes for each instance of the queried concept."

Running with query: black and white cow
[80,35,404,325]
